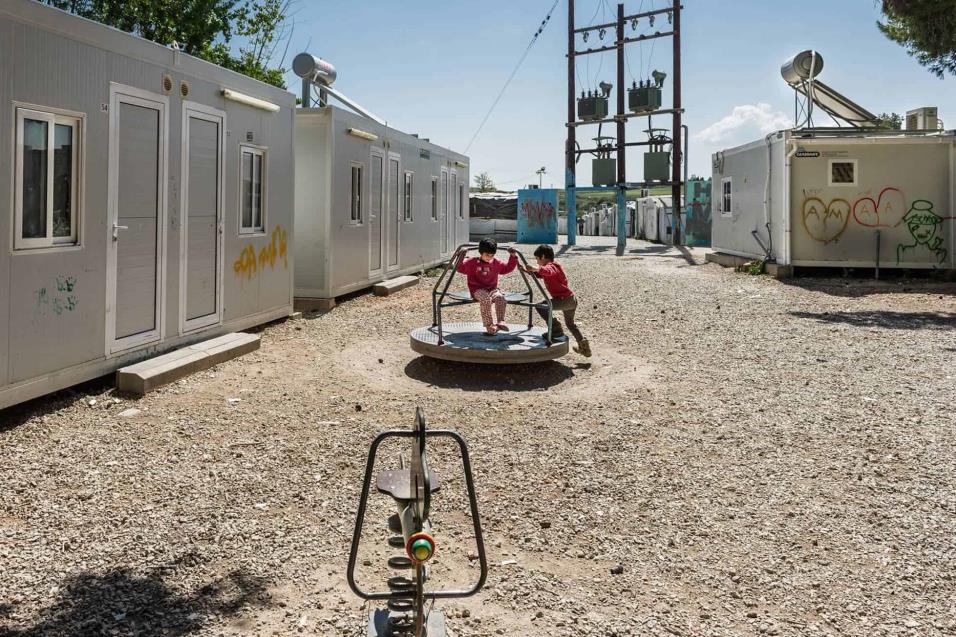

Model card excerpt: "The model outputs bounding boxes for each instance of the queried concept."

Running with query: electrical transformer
[628,85,662,113]
[578,94,609,121]
[644,151,670,182]
[592,158,616,185]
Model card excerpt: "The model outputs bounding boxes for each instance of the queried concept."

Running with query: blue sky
[277,0,956,189]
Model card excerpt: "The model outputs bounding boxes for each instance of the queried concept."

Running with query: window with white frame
[403,171,414,222]
[15,107,81,249]
[829,159,857,186]
[239,145,266,234]
[721,177,732,216]
[430,177,439,220]
[350,162,363,223]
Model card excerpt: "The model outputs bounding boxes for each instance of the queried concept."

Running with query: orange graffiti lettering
[258,225,288,270]
[233,245,257,279]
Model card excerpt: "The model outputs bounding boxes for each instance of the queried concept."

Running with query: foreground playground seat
[348,407,487,637]
[409,244,568,364]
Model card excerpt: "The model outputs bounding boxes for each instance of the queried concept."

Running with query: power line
[463,0,559,154]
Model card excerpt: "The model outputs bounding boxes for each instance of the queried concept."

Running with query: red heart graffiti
[852,187,905,228]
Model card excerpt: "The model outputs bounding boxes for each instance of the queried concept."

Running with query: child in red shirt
[458,237,518,334]
[521,244,591,356]
[456,238,518,334]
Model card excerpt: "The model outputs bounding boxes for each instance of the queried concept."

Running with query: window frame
[720,177,733,217]
[238,143,267,235]
[828,159,858,187]
[458,182,465,219]
[403,171,414,222]
[350,161,364,225]
[14,105,83,250]
[430,176,439,221]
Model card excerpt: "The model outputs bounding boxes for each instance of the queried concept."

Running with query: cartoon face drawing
[903,201,942,246]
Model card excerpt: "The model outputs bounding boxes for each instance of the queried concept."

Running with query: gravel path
[2,236,955,637]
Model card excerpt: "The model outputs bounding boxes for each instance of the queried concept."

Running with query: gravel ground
[1,236,955,637]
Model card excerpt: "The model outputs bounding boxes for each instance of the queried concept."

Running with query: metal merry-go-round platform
[409,244,568,365]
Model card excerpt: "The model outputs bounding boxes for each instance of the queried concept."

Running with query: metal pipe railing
[431,244,555,345]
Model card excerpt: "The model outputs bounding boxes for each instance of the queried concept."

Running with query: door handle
[112,223,129,240]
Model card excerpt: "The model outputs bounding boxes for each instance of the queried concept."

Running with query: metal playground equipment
[409,244,570,363]
[347,407,487,637]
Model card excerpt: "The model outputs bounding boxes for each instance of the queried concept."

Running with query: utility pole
[615,3,626,253]
[566,0,577,246]
[671,0,682,245]
[566,2,684,253]
[537,166,547,189]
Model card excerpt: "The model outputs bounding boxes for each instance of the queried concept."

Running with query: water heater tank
[781,50,824,85]
[292,53,337,86]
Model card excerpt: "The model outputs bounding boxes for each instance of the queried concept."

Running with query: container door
[369,149,384,275]
[440,167,449,254]
[448,170,457,250]
[181,103,225,333]
[107,86,167,354]
[387,152,400,271]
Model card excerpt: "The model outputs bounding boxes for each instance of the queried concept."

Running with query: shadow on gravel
[0,375,116,434]
[404,357,575,390]
[781,276,956,298]
[791,310,956,330]
[0,568,270,637]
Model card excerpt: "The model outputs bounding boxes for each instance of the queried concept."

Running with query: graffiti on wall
[852,187,905,228]
[520,200,555,228]
[801,193,851,244]
[516,189,558,244]
[234,225,288,279]
[800,186,954,264]
[897,200,948,264]
[35,275,78,317]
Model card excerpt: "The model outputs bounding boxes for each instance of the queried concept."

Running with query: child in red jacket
[521,244,591,356]
[456,238,518,334]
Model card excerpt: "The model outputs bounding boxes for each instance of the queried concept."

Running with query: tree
[878,0,956,78]
[874,112,904,129]
[473,172,496,193]
[42,0,290,88]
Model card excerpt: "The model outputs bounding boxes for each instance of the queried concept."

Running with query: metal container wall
[712,130,956,268]
[294,106,470,300]
[0,0,295,409]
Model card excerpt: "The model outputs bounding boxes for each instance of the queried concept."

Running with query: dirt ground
[2,236,955,637]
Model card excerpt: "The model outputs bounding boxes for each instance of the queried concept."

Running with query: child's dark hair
[478,237,498,254]
[533,244,555,261]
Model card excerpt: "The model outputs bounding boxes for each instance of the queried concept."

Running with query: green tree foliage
[473,172,496,193]
[43,0,289,88]
[878,0,956,78]
[874,112,904,129]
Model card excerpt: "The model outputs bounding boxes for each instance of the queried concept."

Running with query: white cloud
[694,103,792,144]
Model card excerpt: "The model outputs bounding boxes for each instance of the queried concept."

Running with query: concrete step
[373,275,419,297]
[116,332,260,396]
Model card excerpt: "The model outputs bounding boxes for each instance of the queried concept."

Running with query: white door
[450,170,459,249]
[440,167,449,254]
[106,85,168,354]
[369,149,384,275]
[180,102,225,333]
[387,152,401,271]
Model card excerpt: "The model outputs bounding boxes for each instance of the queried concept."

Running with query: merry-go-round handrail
[431,244,554,346]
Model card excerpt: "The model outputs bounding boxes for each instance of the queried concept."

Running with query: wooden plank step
[373,275,419,297]
[116,332,260,396]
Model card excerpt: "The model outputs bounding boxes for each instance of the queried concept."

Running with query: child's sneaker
[573,339,592,357]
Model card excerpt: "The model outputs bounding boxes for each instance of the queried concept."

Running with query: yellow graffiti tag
[234,226,288,280]
[233,245,258,279]
[258,225,288,271]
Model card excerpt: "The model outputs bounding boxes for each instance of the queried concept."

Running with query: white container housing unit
[712,130,956,269]
[0,0,295,409]
[294,105,469,303]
